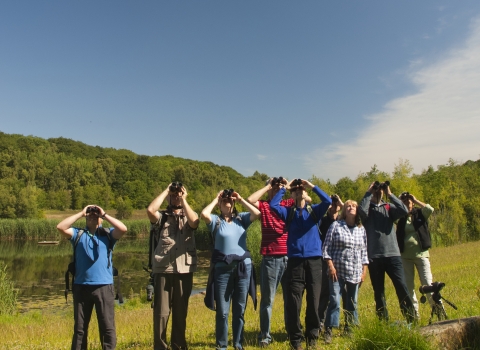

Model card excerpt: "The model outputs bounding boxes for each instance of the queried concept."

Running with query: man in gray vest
[147,182,199,350]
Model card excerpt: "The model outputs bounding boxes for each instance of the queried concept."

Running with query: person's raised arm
[201,192,221,225]
[180,186,199,229]
[304,180,332,220]
[147,184,171,223]
[386,185,408,221]
[56,208,86,239]
[232,191,261,222]
[358,183,374,222]
[411,194,434,219]
[270,186,288,221]
[247,180,272,209]
[96,205,128,240]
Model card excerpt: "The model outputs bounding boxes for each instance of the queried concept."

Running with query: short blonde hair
[339,199,362,227]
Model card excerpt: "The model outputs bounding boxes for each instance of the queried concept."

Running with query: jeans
[401,256,435,314]
[368,256,415,322]
[214,261,252,350]
[72,284,116,350]
[325,277,359,328]
[284,257,322,348]
[258,255,288,345]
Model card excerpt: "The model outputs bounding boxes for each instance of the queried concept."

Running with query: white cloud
[257,154,267,160]
[305,17,480,182]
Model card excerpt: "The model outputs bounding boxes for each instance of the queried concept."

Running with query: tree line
[1,131,479,246]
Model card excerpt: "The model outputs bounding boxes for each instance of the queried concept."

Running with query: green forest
[1,131,480,247]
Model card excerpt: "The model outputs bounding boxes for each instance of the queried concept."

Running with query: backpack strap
[305,205,322,238]
[210,216,221,249]
[285,207,297,233]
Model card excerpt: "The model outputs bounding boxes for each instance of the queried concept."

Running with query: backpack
[64,227,123,303]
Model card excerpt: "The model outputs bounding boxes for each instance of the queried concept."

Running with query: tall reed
[0,262,17,315]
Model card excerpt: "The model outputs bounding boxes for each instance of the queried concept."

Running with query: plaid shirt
[322,220,369,283]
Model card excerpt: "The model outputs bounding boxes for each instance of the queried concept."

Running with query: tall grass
[0,262,17,315]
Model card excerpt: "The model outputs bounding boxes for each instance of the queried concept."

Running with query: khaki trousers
[153,273,193,350]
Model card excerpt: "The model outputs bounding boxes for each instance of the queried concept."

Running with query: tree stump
[419,316,480,349]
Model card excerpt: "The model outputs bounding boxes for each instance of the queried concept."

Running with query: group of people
[56,177,437,350]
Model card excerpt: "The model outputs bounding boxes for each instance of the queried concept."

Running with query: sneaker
[324,327,333,344]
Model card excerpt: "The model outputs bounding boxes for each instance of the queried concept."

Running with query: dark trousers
[284,257,322,348]
[72,284,116,350]
[368,256,415,322]
[153,273,193,350]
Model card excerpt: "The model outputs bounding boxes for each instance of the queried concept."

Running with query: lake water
[0,238,210,313]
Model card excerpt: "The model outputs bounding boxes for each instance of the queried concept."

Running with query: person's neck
[370,192,383,205]
[222,212,233,222]
[345,216,355,227]
[87,223,99,233]
[296,198,306,208]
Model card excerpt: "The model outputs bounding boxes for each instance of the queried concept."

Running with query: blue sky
[1,1,480,182]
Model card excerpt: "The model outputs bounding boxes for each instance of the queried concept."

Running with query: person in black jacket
[396,192,438,318]
[318,194,343,333]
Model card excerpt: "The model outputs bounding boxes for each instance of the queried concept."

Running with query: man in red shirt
[248,177,310,347]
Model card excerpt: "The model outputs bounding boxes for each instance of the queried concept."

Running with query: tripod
[423,291,457,324]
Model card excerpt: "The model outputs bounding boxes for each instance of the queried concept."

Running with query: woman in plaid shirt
[322,200,369,344]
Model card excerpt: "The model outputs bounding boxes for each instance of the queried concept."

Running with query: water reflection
[0,238,210,313]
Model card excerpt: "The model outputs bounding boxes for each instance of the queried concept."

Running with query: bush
[350,319,433,350]
[0,262,18,315]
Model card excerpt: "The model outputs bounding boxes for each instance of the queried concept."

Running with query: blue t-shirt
[208,213,251,262]
[71,227,116,285]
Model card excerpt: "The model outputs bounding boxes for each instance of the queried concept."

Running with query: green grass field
[2,240,480,349]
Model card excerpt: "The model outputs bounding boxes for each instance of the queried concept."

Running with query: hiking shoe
[324,327,333,344]
[306,339,317,349]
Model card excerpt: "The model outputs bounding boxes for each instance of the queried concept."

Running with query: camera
[86,206,100,215]
[271,177,284,187]
[169,182,183,192]
[373,180,390,191]
[331,194,339,203]
[419,281,445,295]
[221,189,234,198]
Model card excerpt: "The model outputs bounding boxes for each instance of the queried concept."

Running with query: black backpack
[64,227,123,303]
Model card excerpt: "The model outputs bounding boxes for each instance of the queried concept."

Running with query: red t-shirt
[258,198,294,256]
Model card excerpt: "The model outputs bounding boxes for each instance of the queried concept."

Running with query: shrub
[0,262,18,315]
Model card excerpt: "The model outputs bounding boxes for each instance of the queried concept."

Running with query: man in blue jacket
[270,179,331,350]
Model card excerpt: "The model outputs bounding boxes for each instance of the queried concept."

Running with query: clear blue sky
[1,1,480,182]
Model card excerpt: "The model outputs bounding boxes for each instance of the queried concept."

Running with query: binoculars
[400,191,413,200]
[221,189,234,198]
[331,194,339,203]
[86,206,101,215]
[169,182,183,192]
[373,180,390,191]
[291,179,303,188]
[270,177,284,187]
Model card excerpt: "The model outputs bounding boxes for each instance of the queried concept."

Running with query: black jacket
[396,208,431,253]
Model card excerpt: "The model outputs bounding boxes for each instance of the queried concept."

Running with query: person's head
[400,192,414,212]
[267,177,286,199]
[86,205,102,226]
[219,189,236,216]
[339,200,361,226]
[289,179,305,202]
[168,182,184,207]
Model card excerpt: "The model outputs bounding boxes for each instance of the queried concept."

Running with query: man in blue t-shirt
[57,204,128,350]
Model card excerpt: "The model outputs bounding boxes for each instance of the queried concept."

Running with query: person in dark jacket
[270,179,331,350]
[396,191,438,318]
[318,195,343,333]
[358,182,415,323]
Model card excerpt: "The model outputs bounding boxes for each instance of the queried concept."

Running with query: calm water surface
[0,238,210,313]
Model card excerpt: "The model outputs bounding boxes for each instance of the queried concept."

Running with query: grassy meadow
[2,238,480,349]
